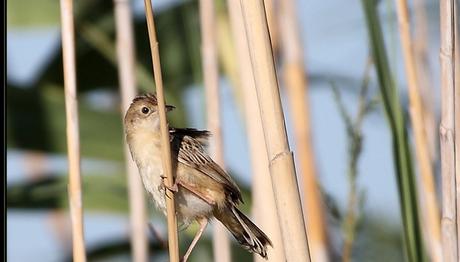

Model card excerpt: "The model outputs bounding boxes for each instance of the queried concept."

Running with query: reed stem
[439,0,458,261]
[413,0,437,162]
[394,1,442,261]
[199,0,232,261]
[455,5,460,258]
[226,1,286,261]
[114,0,149,261]
[360,1,424,260]
[337,57,373,262]
[59,0,86,260]
[239,0,311,260]
[278,0,328,260]
[263,0,279,53]
[143,1,180,261]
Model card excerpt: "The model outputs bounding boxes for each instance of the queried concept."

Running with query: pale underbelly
[139,165,214,226]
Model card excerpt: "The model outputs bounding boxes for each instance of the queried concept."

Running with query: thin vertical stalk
[394,1,442,261]
[360,1,424,261]
[278,0,328,261]
[199,1,231,261]
[59,0,86,261]
[239,0,311,261]
[226,1,286,261]
[339,57,373,262]
[440,0,458,261]
[413,0,437,162]
[143,1,180,261]
[114,0,149,261]
[455,4,460,258]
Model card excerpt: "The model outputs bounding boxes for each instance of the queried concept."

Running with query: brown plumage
[124,93,272,261]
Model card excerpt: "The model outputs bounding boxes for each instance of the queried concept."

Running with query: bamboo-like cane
[239,0,311,261]
[142,1,180,261]
[198,1,232,261]
[455,8,460,260]
[394,1,442,261]
[114,1,149,261]
[439,0,458,261]
[454,0,460,257]
[226,1,286,261]
[59,0,86,261]
[277,0,328,261]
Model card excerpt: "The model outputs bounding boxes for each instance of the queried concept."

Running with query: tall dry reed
[143,1,180,261]
[439,0,458,261]
[199,0,232,261]
[59,0,86,260]
[239,0,311,260]
[114,0,149,260]
[394,1,442,261]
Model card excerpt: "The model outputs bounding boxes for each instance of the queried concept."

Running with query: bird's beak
[166,104,176,112]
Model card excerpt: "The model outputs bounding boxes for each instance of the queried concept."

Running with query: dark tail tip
[215,205,273,259]
[232,207,272,259]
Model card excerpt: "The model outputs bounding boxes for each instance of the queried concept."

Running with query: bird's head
[124,93,175,133]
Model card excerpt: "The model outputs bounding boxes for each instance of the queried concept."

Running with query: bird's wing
[169,127,211,145]
[170,128,243,204]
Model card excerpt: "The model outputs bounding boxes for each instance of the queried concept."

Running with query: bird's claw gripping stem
[160,175,178,193]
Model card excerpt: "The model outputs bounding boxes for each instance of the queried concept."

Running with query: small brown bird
[124,93,272,261]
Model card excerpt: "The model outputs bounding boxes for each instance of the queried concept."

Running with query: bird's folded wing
[173,132,243,204]
[169,128,211,145]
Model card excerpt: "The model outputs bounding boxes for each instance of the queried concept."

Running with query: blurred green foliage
[7,0,203,157]
[7,0,61,26]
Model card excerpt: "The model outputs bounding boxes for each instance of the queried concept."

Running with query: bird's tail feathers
[215,205,272,259]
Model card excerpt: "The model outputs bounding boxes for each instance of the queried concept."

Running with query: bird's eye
[141,107,150,114]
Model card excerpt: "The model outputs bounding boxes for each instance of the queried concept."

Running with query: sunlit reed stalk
[360,1,424,261]
[277,0,328,261]
[226,1,286,261]
[198,1,232,261]
[454,1,460,256]
[439,0,458,261]
[239,0,311,260]
[394,1,442,261]
[113,0,149,261]
[142,1,180,261]
[413,0,437,162]
[59,0,86,261]
[263,0,279,53]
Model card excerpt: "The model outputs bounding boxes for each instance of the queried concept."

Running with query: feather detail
[215,205,272,259]
[170,129,243,204]
[169,128,211,145]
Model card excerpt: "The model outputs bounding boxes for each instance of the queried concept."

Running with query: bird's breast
[128,133,167,213]
[140,164,167,214]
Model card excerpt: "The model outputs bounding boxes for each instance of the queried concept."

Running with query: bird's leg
[181,217,208,262]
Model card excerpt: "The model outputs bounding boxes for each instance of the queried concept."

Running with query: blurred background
[7,0,443,261]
